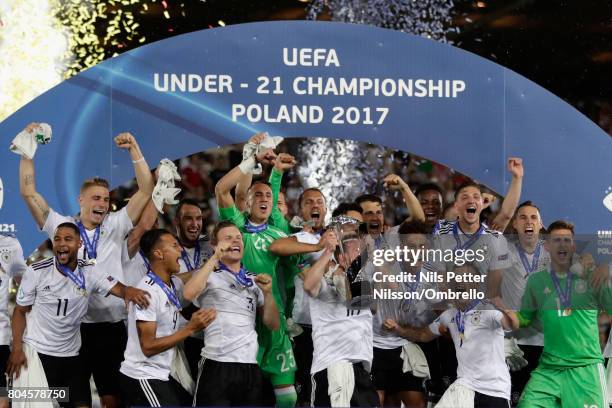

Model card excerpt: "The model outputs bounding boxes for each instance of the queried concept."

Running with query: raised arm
[183,245,223,301]
[235,171,253,212]
[255,274,280,330]
[270,229,335,256]
[19,151,50,229]
[383,174,425,223]
[303,246,335,297]
[490,158,523,231]
[127,200,159,259]
[216,132,276,210]
[137,309,216,357]
[383,318,439,343]
[114,133,154,225]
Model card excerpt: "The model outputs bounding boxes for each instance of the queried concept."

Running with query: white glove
[9,123,52,159]
[504,337,528,371]
[157,159,181,183]
[152,158,182,213]
[238,133,284,175]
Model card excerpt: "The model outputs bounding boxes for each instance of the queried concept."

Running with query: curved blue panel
[0,21,610,253]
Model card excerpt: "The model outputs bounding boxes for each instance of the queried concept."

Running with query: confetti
[307,0,458,43]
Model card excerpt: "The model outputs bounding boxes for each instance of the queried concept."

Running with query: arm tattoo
[23,174,34,186]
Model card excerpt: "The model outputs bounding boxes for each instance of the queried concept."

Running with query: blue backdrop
[0,21,610,253]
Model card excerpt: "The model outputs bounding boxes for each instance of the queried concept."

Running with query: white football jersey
[424,220,511,281]
[0,235,28,345]
[429,304,510,400]
[292,231,324,326]
[604,326,611,358]
[193,269,264,363]
[501,241,550,346]
[17,258,116,356]
[120,274,185,381]
[309,278,373,374]
[42,208,133,323]
[121,239,149,287]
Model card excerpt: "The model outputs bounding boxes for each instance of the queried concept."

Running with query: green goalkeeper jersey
[518,268,612,368]
[218,205,290,309]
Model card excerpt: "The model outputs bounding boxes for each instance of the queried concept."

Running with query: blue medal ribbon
[452,222,485,250]
[55,259,86,290]
[245,221,268,233]
[180,243,201,271]
[455,299,480,347]
[139,249,150,270]
[550,270,573,310]
[77,221,100,260]
[147,271,181,310]
[517,241,542,276]
[218,262,254,288]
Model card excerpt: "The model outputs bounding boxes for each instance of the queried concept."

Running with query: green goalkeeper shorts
[518,363,608,408]
[257,318,297,386]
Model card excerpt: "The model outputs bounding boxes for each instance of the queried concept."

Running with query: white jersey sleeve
[428,309,451,336]
[106,208,134,242]
[0,237,28,278]
[134,286,160,323]
[89,267,118,296]
[489,235,511,271]
[41,209,73,236]
[16,266,38,307]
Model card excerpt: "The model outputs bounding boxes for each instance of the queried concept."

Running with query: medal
[550,270,573,317]
[180,243,201,271]
[56,259,86,292]
[218,262,253,288]
[77,221,100,263]
[245,221,268,233]
[452,223,485,251]
[146,271,181,309]
[517,241,542,277]
[455,299,480,347]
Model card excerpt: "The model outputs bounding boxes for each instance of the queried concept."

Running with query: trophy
[328,215,373,309]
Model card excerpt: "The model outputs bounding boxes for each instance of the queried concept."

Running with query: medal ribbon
[139,249,150,270]
[77,221,100,260]
[455,299,480,347]
[180,243,201,271]
[245,221,268,233]
[550,270,573,310]
[452,223,485,250]
[218,261,253,288]
[517,241,542,275]
[146,271,182,309]
[55,259,86,290]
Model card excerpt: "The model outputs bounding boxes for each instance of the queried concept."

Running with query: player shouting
[17,125,154,407]
[184,221,280,406]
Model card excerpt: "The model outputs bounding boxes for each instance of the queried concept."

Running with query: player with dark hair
[303,219,379,407]
[415,183,445,230]
[18,125,154,408]
[517,220,612,408]
[7,223,150,408]
[184,221,279,406]
[371,220,436,408]
[215,133,299,406]
[425,181,512,298]
[331,202,363,222]
[119,229,216,407]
